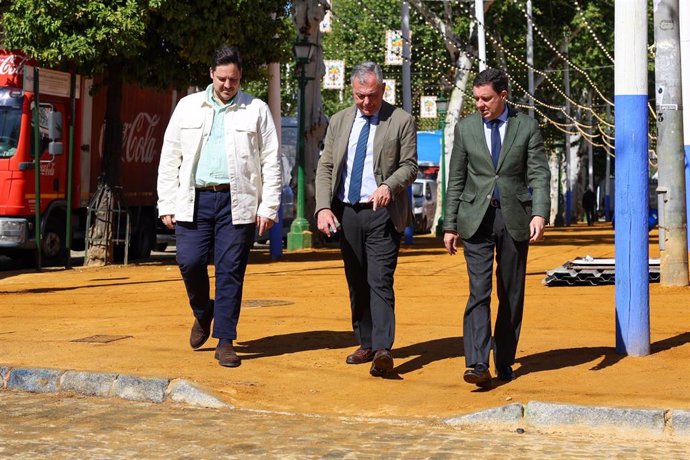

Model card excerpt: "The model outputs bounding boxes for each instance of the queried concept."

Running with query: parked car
[412,178,436,234]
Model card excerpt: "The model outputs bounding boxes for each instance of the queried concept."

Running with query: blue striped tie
[348,116,371,204]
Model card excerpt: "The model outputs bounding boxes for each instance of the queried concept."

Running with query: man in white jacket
[157,45,281,368]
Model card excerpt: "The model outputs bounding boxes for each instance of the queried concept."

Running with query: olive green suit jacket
[443,109,550,241]
[315,101,418,232]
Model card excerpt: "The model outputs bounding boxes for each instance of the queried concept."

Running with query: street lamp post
[435,95,448,237]
[287,38,315,251]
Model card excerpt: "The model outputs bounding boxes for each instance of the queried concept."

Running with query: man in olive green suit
[315,61,417,378]
[443,68,550,387]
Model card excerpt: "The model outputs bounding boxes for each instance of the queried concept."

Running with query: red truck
[0,49,175,265]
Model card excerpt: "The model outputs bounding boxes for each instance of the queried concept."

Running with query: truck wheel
[130,213,155,260]
[42,215,69,267]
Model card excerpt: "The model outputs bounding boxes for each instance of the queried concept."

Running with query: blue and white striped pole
[681,0,690,251]
[614,0,650,356]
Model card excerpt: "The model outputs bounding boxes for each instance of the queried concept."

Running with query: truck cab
[0,50,175,265]
[0,81,72,265]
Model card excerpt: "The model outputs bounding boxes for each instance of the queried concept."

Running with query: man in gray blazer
[315,62,417,377]
[443,68,550,387]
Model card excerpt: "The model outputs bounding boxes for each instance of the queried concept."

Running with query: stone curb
[0,365,229,409]
[445,401,690,438]
[3,363,690,437]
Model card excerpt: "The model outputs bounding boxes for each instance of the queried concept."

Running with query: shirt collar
[357,108,380,125]
[483,105,509,126]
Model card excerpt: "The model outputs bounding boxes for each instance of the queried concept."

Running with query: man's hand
[443,231,459,256]
[161,215,176,230]
[316,209,340,237]
[529,216,546,243]
[369,184,392,211]
[257,216,274,236]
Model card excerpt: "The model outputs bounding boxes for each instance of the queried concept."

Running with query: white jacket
[157,90,281,224]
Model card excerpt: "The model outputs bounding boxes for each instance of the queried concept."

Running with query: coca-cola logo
[0,54,29,76]
[123,112,160,164]
[98,111,161,164]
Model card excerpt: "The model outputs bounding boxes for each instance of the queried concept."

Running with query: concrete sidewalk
[2,225,690,435]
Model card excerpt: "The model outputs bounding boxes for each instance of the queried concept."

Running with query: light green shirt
[195,84,234,186]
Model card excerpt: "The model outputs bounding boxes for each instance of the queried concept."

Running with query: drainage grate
[242,299,293,308]
[71,335,133,343]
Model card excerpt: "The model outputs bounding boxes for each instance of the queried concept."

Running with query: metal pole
[587,91,594,191]
[267,62,283,259]
[65,73,76,269]
[286,64,312,251]
[32,67,42,270]
[605,105,612,221]
[614,0,650,356]
[564,41,572,226]
[402,0,414,244]
[475,0,486,71]
[654,0,688,286]
[401,0,412,114]
[679,0,690,251]
[526,0,535,118]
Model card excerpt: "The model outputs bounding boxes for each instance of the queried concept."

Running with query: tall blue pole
[614,0,650,356]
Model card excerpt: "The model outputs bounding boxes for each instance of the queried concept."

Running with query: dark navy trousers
[334,201,401,352]
[175,189,255,340]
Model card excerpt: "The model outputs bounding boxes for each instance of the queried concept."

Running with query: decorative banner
[385,30,404,66]
[420,96,437,119]
[320,10,332,33]
[383,79,396,105]
[323,60,345,89]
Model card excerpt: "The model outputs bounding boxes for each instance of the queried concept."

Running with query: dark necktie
[490,119,502,168]
[490,119,502,201]
[348,116,371,204]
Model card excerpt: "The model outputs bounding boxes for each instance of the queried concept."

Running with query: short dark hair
[473,68,509,94]
[212,45,242,71]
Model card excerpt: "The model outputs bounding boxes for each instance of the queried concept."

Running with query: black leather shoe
[189,317,212,349]
[370,349,394,377]
[346,347,373,364]
[463,363,492,387]
[496,366,515,382]
[215,342,241,368]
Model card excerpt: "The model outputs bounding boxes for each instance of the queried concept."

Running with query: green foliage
[321,0,447,118]
[0,0,292,89]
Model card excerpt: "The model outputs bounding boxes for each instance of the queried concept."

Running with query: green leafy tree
[321,0,447,129]
[0,0,292,264]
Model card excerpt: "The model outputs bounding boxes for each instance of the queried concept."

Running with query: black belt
[196,184,230,192]
[339,200,374,210]
[490,198,501,208]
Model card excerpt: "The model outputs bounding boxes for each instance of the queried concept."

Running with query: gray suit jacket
[315,101,418,232]
[443,109,550,241]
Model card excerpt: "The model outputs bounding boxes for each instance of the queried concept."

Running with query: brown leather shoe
[189,317,212,349]
[370,349,394,377]
[346,347,373,364]
[215,342,241,368]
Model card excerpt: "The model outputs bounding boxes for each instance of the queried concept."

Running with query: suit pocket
[460,191,476,203]
[517,191,532,203]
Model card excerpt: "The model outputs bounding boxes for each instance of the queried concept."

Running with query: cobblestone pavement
[2,392,690,459]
